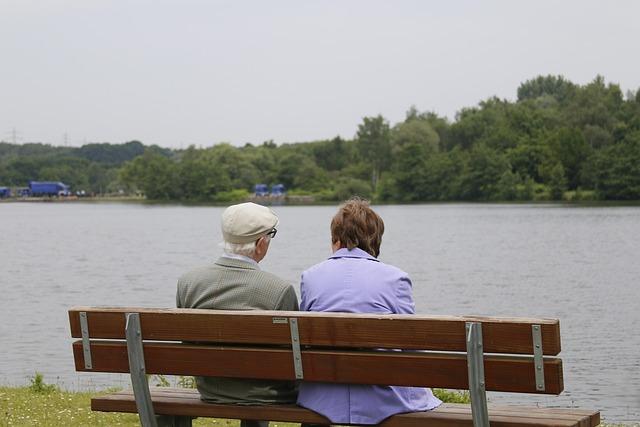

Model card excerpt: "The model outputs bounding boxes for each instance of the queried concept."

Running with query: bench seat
[93,388,600,427]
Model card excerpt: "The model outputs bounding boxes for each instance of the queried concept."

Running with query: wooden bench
[69,307,600,427]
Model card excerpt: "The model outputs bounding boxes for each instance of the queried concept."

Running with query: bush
[213,189,250,203]
[334,178,372,201]
[29,372,58,393]
[433,388,470,403]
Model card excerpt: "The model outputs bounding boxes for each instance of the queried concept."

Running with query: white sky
[1,0,639,148]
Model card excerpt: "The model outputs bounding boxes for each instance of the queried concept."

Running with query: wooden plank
[96,389,599,426]
[68,307,561,355]
[92,389,599,427]
[73,341,563,394]
[429,404,600,424]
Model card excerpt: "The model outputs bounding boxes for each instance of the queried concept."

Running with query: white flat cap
[221,202,278,244]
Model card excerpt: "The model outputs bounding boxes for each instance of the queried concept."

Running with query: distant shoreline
[0,195,145,204]
[2,196,640,208]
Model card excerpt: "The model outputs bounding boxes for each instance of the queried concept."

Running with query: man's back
[177,256,299,404]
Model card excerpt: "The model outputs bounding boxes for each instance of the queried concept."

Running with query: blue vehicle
[29,181,71,196]
[270,184,286,197]
[0,187,10,198]
[254,184,269,197]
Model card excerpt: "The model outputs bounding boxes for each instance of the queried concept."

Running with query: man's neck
[222,252,260,268]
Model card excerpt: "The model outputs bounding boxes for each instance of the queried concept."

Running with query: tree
[496,170,521,201]
[119,150,179,199]
[593,134,640,199]
[356,115,391,192]
[582,125,613,149]
[507,139,549,182]
[391,142,429,202]
[208,144,259,191]
[391,118,440,154]
[517,75,576,103]
[312,137,356,171]
[548,163,568,200]
[334,178,372,201]
[460,144,511,200]
[563,75,624,131]
[276,152,328,192]
[77,141,146,165]
[545,128,591,189]
[176,146,231,200]
[421,150,468,200]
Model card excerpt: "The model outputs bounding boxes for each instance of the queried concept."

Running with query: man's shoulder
[178,264,218,285]
[251,268,293,290]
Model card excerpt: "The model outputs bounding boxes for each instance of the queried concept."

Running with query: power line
[4,127,22,144]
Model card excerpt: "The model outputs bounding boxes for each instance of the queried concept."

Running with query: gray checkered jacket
[176,256,299,404]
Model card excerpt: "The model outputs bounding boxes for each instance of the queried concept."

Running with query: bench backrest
[69,307,563,395]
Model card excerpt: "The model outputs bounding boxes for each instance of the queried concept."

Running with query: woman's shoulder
[302,257,335,277]
[359,256,409,279]
[303,255,409,280]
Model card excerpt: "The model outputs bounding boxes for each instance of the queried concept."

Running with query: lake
[0,202,638,422]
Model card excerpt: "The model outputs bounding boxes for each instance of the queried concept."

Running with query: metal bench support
[126,312,158,427]
[79,312,93,369]
[466,321,490,427]
[532,324,546,391]
[289,317,304,380]
[125,313,193,427]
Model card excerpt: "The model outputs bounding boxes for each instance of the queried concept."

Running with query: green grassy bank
[0,374,469,426]
[3,384,632,426]
[0,385,291,427]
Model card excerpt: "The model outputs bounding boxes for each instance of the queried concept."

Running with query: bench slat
[68,307,561,355]
[73,340,563,394]
[91,388,599,427]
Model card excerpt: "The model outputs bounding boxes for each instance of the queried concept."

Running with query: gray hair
[222,235,271,257]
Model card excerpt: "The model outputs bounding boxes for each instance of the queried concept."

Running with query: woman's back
[297,247,441,425]
[300,248,414,315]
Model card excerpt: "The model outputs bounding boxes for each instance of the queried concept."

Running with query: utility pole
[5,127,21,144]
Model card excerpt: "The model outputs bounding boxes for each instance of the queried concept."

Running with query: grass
[0,385,140,426]
[0,374,474,426]
[3,381,631,426]
[0,384,300,426]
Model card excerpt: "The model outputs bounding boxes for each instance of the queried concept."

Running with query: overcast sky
[1,0,639,148]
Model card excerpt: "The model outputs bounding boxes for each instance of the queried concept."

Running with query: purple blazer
[296,247,441,424]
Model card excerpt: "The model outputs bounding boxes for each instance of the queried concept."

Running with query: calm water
[0,202,638,422]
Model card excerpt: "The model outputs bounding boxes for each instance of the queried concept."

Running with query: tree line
[1,75,639,202]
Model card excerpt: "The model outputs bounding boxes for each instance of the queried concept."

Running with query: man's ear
[256,236,269,256]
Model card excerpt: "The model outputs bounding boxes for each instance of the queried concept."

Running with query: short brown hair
[330,197,384,257]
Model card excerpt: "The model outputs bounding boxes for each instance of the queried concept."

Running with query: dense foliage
[2,75,639,202]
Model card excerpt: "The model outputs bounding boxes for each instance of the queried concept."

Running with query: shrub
[213,189,251,203]
[29,372,58,393]
[433,388,470,403]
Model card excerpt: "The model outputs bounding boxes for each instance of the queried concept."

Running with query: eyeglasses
[265,228,277,239]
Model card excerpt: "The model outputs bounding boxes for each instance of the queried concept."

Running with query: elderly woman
[297,198,441,425]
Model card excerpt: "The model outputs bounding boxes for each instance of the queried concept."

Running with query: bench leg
[156,415,193,427]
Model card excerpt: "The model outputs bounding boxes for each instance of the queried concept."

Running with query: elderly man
[177,202,299,427]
